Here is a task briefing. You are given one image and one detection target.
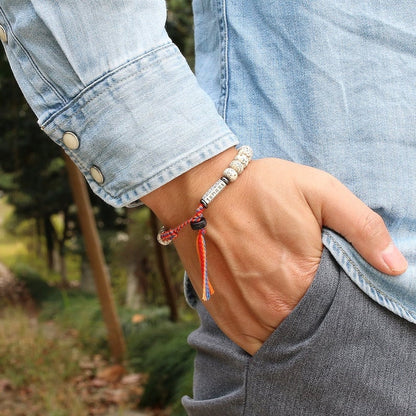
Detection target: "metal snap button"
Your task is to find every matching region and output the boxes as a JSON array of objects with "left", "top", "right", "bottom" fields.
[
  {"left": 62, "top": 132, "right": 80, "bottom": 150},
  {"left": 90, "top": 166, "right": 105, "bottom": 185},
  {"left": 0, "top": 25, "right": 8, "bottom": 43}
]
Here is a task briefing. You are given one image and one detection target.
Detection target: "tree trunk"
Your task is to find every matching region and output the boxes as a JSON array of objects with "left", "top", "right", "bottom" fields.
[
  {"left": 64, "top": 154, "right": 126, "bottom": 362},
  {"left": 57, "top": 209, "right": 69, "bottom": 286},
  {"left": 125, "top": 263, "right": 142, "bottom": 309},
  {"left": 57, "top": 239, "right": 68, "bottom": 286},
  {"left": 35, "top": 217, "right": 42, "bottom": 257},
  {"left": 43, "top": 214, "right": 55, "bottom": 271}
]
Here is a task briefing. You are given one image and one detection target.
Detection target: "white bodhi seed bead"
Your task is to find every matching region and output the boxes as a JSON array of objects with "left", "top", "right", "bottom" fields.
[
  {"left": 238, "top": 145, "right": 253, "bottom": 160},
  {"left": 229, "top": 159, "right": 244, "bottom": 174},
  {"left": 223, "top": 167, "right": 238, "bottom": 182},
  {"left": 235, "top": 153, "right": 249, "bottom": 168}
]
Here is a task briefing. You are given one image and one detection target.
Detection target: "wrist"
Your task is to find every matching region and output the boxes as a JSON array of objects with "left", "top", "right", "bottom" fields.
[{"left": 141, "top": 146, "right": 238, "bottom": 225}]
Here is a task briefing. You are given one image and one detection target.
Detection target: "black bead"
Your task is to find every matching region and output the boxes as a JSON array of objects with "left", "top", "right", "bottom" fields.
[{"left": 191, "top": 216, "right": 207, "bottom": 230}]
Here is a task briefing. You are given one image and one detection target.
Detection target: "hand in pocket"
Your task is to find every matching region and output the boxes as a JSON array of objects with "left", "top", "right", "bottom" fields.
[{"left": 145, "top": 155, "right": 407, "bottom": 355}]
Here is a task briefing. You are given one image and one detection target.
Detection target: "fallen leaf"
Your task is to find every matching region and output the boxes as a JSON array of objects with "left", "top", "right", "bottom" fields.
[
  {"left": 104, "top": 388, "right": 129, "bottom": 404},
  {"left": 91, "top": 378, "right": 108, "bottom": 388},
  {"left": 96, "top": 365, "right": 125, "bottom": 383},
  {"left": 0, "top": 379, "right": 12, "bottom": 392},
  {"left": 121, "top": 373, "right": 143, "bottom": 385}
]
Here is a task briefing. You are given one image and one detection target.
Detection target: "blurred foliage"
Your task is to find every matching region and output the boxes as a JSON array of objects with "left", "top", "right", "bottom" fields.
[
  {"left": 127, "top": 321, "right": 196, "bottom": 416},
  {"left": 0, "top": 0, "right": 195, "bottom": 301},
  {"left": 110, "top": 207, "right": 185, "bottom": 308},
  {"left": 12, "top": 263, "right": 61, "bottom": 304},
  {"left": 41, "top": 292, "right": 109, "bottom": 355},
  {"left": 12, "top": 263, "right": 112, "bottom": 355},
  {"left": 13, "top": 267, "right": 197, "bottom": 414},
  {"left": 1, "top": 2, "right": 198, "bottom": 413},
  {"left": 166, "top": 0, "right": 195, "bottom": 67},
  {"left": 0, "top": 51, "right": 128, "bottom": 283}
]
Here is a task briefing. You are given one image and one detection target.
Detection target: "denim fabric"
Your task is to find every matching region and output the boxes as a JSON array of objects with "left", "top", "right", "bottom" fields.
[
  {"left": 0, "top": 0, "right": 237, "bottom": 207},
  {"left": 193, "top": 0, "right": 416, "bottom": 322}
]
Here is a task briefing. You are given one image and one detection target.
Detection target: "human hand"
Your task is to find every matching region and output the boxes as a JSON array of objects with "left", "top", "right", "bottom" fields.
[{"left": 143, "top": 151, "right": 407, "bottom": 355}]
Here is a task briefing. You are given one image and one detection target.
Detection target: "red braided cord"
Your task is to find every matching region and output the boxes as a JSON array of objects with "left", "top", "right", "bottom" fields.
[
  {"left": 159, "top": 203, "right": 214, "bottom": 301},
  {"left": 159, "top": 203, "right": 205, "bottom": 243}
]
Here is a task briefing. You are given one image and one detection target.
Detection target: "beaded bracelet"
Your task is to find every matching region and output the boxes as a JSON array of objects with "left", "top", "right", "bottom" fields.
[{"left": 156, "top": 146, "right": 253, "bottom": 301}]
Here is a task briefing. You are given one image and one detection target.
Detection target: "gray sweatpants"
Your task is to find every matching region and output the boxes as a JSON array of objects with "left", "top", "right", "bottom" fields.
[{"left": 182, "top": 249, "right": 416, "bottom": 415}]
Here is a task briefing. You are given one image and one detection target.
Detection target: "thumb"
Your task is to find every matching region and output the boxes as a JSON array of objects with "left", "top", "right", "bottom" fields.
[{"left": 316, "top": 176, "right": 408, "bottom": 276}]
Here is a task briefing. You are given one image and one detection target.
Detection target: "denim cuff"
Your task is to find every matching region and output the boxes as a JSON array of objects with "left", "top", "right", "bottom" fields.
[{"left": 40, "top": 43, "right": 238, "bottom": 207}]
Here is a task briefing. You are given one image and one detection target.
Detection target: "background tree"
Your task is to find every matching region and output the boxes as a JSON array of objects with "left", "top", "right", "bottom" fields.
[
  {"left": 0, "top": 53, "right": 72, "bottom": 281},
  {"left": 0, "top": 0, "right": 194, "bottom": 304},
  {"left": 167, "top": 0, "right": 195, "bottom": 65},
  {"left": 0, "top": 52, "right": 127, "bottom": 283}
]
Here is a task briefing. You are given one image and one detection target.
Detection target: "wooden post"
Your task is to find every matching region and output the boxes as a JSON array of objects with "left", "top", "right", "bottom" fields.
[{"left": 63, "top": 154, "right": 126, "bottom": 362}]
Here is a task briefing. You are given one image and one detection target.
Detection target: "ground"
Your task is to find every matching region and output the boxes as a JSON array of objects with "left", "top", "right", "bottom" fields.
[{"left": 0, "top": 262, "right": 168, "bottom": 416}]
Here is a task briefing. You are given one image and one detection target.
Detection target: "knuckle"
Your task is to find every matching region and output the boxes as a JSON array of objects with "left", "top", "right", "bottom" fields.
[
  {"left": 320, "top": 169, "right": 339, "bottom": 184},
  {"left": 319, "top": 170, "right": 342, "bottom": 194},
  {"left": 359, "top": 211, "right": 386, "bottom": 239}
]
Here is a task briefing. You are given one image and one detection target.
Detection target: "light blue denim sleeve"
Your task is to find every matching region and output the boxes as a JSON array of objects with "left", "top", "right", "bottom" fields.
[{"left": 0, "top": 0, "right": 238, "bottom": 207}]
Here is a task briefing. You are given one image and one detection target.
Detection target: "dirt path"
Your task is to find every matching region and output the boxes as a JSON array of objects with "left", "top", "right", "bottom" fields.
[{"left": 0, "top": 263, "right": 162, "bottom": 416}]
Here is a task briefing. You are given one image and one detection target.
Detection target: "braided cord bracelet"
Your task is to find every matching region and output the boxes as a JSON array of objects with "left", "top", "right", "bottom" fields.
[{"left": 156, "top": 146, "right": 253, "bottom": 301}]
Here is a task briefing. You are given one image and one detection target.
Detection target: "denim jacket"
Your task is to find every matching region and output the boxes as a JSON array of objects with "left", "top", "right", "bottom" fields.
[{"left": 1, "top": 1, "right": 416, "bottom": 323}]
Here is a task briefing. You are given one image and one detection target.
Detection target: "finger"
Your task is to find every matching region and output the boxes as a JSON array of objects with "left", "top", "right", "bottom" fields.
[{"left": 316, "top": 174, "right": 408, "bottom": 275}]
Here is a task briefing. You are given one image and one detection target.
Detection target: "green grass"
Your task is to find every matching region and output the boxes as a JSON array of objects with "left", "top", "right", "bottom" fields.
[
  {"left": 0, "top": 307, "right": 87, "bottom": 415},
  {"left": 0, "top": 199, "right": 28, "bottom": 266},
  {"left": 40, "top": 290, "right": 109, "bottom": 355},
  {"left": 0, "top": 198, "right": 82, "bottom": 284},
  {"left": 36, "top": 279, "right": 196, "bottom": 415},
  {"left": 127, "top": 320, "right": 196, "bottom": 416},
  {"left": 37, "top": 289, "right": 197, "bottom": 415}
]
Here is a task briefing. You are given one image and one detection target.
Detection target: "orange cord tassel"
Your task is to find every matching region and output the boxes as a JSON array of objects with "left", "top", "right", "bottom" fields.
[{"left": 196, "top": 228, "right": 214, "bottom": 301}]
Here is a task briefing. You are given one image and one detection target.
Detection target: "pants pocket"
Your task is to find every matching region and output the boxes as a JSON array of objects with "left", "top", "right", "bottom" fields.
[
  {"left": 250, "top": 247, "right": 341, "bottom": 362},
  {"left": 242, "top": 248, "right": 342, "bottom": 415},
  {"left": 183, "top": 248, "right": 341, "bottom": 416},
  {"left": 183, "top": 298, "right": 250, "bottom": 416}
]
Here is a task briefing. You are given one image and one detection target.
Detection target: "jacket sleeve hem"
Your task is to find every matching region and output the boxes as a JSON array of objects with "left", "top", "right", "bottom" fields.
[{"left": 40, "top": 42, "right": 239, "bottom": 207}]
